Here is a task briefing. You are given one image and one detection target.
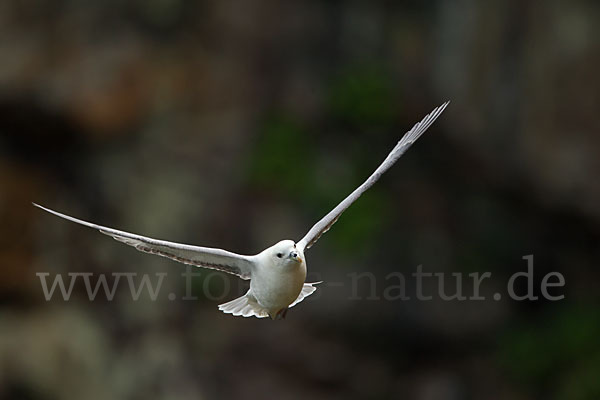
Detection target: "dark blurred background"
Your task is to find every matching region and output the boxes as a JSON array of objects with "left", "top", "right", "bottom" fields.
[{"left": 1, "top": 1, "right": 599, "bottom": 399}]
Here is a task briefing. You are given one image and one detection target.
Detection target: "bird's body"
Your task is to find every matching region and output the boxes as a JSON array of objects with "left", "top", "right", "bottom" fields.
[
  {"left": 218, "top": 239, "right": 308, "bottom": 319},
  {"left": 249, "top": 241, "right": 307, "bottom": 317},
  {"left": 34, "top": 102, "right": 449, "bottom": 319}
]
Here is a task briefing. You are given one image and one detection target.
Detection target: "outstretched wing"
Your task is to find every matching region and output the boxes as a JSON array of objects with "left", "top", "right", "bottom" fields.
[
  {"left": 297, "top": 102, "right": 449, "bottom": 252},
  {"left": 33, "top": 203, "right": 255, "bottom": 279}
]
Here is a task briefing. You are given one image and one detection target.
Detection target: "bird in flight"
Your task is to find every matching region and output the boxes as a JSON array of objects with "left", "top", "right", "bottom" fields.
[{"left": 34, "top": 102, "right": 449, "bottom": 320}]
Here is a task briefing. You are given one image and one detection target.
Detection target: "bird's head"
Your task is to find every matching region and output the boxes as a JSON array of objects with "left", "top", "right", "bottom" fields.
[{"left": 270, "top": 240, "right": 303, "bottom": 265}]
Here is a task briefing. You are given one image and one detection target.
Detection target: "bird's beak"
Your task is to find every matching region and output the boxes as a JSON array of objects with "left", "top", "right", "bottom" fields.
[{"left": 291, "top": 252, "right": 302, "bottom": 263}]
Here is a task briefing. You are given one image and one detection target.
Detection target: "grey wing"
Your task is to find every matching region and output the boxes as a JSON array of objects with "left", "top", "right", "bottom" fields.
[
  {"left": 33, "top": 203, "right": 255, "bottom": 280},
  {"left": 297, "top": 102, "right": 449, "bottom": 252}
]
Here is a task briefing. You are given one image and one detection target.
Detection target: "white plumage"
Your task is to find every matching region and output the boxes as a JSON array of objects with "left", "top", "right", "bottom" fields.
[{"left": 34, "top": 102, "right": 449, "bottom": 319}]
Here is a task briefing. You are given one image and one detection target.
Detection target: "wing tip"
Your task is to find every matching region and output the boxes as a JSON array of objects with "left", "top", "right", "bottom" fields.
[
  {"left": 433, "top": 101, "right": 450, "bottom": 119},
  {"left": 32, "top": 202, "right": 56, "bottom": 215},
  {"left": 438, "top": 100, "right": 450, "bottom": 113},
  {"left": 399, "top": 100, "right": 450, "bottom": 146}
]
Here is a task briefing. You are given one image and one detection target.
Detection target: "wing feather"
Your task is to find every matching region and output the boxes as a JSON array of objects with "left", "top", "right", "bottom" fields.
[
  {"left": 33, "top": 203, "right": 255, "bottom": 279},
  {"left": 297, "top": 102, "right": 449, "bottom": 251}
]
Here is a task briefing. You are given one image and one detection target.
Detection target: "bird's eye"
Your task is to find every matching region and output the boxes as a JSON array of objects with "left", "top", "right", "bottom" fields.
[{"left": 276, "top": 253, "right": 283, "bottom": 258}]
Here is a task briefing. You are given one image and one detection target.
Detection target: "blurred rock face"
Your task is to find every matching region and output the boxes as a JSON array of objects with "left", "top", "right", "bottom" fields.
[{"left": 0, "top": 1, "right": 598, "bottom": 399}]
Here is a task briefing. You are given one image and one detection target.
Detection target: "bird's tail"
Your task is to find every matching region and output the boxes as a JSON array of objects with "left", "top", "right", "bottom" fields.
[
  {"left": 218, "top": 282, "right": 322, "bottom": 319},
  {"left": 218, "top": 291, "right": 269, "bottom": 318}
]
